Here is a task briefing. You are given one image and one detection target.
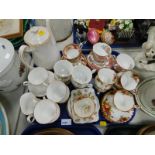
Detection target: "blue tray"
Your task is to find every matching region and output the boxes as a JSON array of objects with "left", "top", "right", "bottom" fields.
[
  {"left": 22, "top": 123, "right": 101, "bottom": 135},
  {"left": 31, "top": 50, "right": 136, "bottom": 130}
]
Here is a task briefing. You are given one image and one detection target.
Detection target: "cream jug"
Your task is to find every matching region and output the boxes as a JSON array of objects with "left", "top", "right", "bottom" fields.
[{"left": 19, "top": 26, "right": 60, "bottom": 70}]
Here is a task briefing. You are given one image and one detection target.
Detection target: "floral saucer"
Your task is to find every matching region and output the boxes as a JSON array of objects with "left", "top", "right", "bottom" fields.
[
  {"left": 87, "top": 52, "right": 114, "bottom": 71},
  {"left": 101, "top": 90, "right": 135, "bottom": 123}
]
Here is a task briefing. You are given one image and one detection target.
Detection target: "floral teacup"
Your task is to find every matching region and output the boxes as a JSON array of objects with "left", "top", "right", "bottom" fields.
[
  {"left": 92, "top": 42, "right": 112, "bottom": 62},
  {"left": 113, "top": 53, "right": 135, "bottom": 72}
]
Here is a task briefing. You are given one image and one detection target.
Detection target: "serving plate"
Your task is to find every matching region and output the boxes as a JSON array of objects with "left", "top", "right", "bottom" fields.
[{"left": 136, "top": 77, "right": 155, "bottom": 117}]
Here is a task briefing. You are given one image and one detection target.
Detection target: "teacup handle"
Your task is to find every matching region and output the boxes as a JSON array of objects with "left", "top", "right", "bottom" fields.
[
  {"left": 42, "top": 82, "right": 48, "bottom": 87},
  {"left": 87, "top": 84, "right": 93, "bottom": 88},
  {"left": 27, "top": 114, "right": 35, "bottom": 123},
  {"left": 92, "top": 69, "right": 97, "bottom": 74},
  {"left": 23, "top": 81, "right": 29, "bottom": 86},
  {"left": 19, "top": 45, "right": 35, "bottom": 70}
]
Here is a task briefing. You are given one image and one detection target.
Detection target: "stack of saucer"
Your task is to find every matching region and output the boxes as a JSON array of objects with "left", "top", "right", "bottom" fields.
[{"left": 67, "top": 88, "right": 100, "bottom": 124}]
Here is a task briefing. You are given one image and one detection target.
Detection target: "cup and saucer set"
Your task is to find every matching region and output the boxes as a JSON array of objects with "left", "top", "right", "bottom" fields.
[{"left": 19, "top": 32, "right": 141, "bottom": 126}]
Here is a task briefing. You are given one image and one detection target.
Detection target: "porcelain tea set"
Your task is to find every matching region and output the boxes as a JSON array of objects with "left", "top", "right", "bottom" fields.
[{"left": 5, "top": 25, "right": 141, "bottom": 125}]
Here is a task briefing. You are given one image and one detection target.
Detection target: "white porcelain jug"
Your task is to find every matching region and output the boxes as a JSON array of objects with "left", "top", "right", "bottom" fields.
[
  {"left": 19, "top": 25, "right": 60, "bottom": 70},
  {"left": 0, "top": 38, "right": 28, "bottom": 92}
]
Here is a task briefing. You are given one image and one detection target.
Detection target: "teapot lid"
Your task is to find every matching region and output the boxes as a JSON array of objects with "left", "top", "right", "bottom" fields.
[
  {"left": 24, "top": 26, "right": 50, "bottom": 47},
  {"left": 0, "top": 38, "right": 14, "bottom": 76}
]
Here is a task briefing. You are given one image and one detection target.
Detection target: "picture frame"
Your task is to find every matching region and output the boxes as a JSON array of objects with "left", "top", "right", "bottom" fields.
[{"left": 0, "top": 19, "right": 23, "bottom": 39}]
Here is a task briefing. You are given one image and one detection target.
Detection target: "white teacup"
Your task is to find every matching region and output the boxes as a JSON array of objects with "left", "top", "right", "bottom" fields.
[
  {"left": 121, "top": 71, "right": 140, "bottom": 91},
  {"left": 23, "top": 67, "right": 54, "bottom": 97},
  {"left": 28, "top": 99, "right": 60, "bottom": 124},
  {"left": 115, "top": 71, "right": 140, "bottom": 93},
  {"left": 114, "top": 54, "right": 135, "bottom": 72},
  {"left": 54, "top": 60, "right": 73, "bottom": 83},
  {"left": 114, "top": 90, "right": 135, "bottom": 112},
  {"left": 20, "top": 92, "right": 39, "bottom": 116},
  {"left": 95, "top": 68, "right": 116, "bottom": 92},
  {"left": 71, "top": 65, "right": 93, "bottom": 88},
  {"left": 46, "top": 80, "right": 70, "bottom": 103},
  {"left": 28, "top": 67, "right": 49, "bottom": 85}
]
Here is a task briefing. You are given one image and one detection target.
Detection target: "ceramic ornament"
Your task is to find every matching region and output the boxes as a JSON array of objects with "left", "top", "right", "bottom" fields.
[{"left": 87, "top": 28, "right": 100, "bottom": 44}]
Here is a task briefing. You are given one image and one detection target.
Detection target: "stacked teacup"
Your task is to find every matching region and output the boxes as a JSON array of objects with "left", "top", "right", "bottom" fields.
[
  {"left": 99, "top": 52, "right": 140, "bottom": 123},
  {"left": 87, "top": 42, "right": 114, "bottom": 70},
  {"left": 20, "top": 67, "right": 70, "bottom": 124}
]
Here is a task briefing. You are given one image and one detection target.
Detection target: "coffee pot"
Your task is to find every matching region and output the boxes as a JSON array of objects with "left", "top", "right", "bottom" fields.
[{"left": 19, "top": 25, "right": 60, "bottom": 70}]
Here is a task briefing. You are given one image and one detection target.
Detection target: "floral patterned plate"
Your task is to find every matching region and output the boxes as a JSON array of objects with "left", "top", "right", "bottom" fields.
[
  {"left": 68, "top": 88, "right": 100, "bottom": 124},
  {"left": 101, "top": 90, "right": 135, "bottom": 124}
]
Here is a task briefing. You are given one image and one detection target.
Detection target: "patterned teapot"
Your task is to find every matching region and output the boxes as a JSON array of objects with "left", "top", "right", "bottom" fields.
[{"left": 0, "top": 38, "right": 28, "bottom": 92}]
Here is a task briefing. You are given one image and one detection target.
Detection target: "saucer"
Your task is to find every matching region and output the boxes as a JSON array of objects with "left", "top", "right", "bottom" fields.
[
  {"left": 101, "top": 91, "right": 135, "bottom": 123},
  {"left": 87, "top": 52, "right": 114, "bottom": 70},
  {"left": 73, "top": 98, "right": 95, "bottom": 118}
]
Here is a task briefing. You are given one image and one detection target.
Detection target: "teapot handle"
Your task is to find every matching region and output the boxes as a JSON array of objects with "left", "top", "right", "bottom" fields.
[{"left": 18, "top": 45, "right": 34, "bottom": 70}]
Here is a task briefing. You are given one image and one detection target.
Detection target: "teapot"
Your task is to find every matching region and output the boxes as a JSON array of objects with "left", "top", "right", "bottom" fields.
[
  {"left": 0, "top": 38, "right": 28, "bottom": 92},
  {"left": 19, "top": 25, "right": 60, "bottom": 70}
]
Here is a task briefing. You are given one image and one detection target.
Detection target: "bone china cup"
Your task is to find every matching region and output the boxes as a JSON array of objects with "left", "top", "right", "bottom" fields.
[
  {"left": 92, "top": 42, "right": 112, "bottom": 62},
  {"left": 23, "top": 67, "right": 54, "bottom": 97},
  {"left": 20, "top": 92, "right": 39, "bottom": 116},
  {"left": 114, "top": 90, "right": 135, "bottom": 112},
  {"left": 63, "top": 44, "right": 81, "bottom": 62},
  {"left": 54, "top": 60, "right": 73, "bottom": 83},
  {"left": 95, "top": 68, "right": 116, "bottom": 92},
  {"left": 33, "top": 99, "right": 60, "bottom": 124},
  {"left": 114, "top": 53, "right": 135, "bottom": 72},
  {"left": 46, "top": 80, "right": 70, "bottom": 103},
  {"left": 71, "top": 65, "right": 93, "bottom": 88}
]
